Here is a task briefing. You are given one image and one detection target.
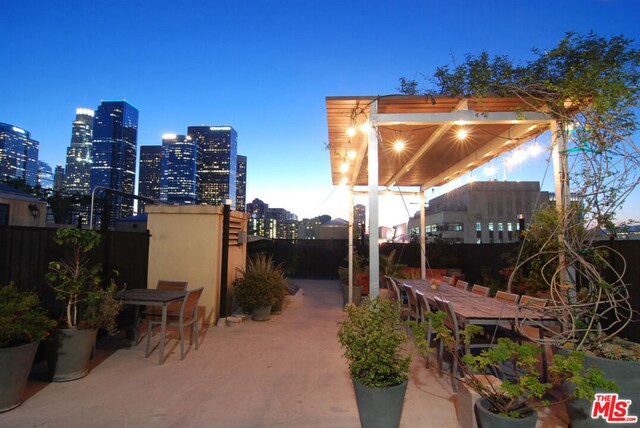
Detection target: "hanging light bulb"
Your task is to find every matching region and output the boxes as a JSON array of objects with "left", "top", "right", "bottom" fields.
[
  {"left": 347, "top": 150, "right": 356, "bottom": 159},
  {"left": 484, "top": 165, "right": 496, "bottom": 177},
  {"left": 360, "top": 122, "right": 371, "bottom": 133},
  {"left": 393, "top": 140, "right": 405, "bottom": 152},
  {"left": 456, "top": 128, "right": 469, "bottom": 140},
  {"left": 340, "top": 162, "right": 349, "bottom": 173},
  {"left": 527, "top": 143, "right": 542, "bottom": 157},
  {"left": 347, "top": 127, "right": 357, "bottom": 137}
]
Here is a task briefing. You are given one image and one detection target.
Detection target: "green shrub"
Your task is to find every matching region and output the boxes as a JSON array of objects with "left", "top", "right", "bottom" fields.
[{"left": 0, "top": 283, "right": 56, "bottom": 348}]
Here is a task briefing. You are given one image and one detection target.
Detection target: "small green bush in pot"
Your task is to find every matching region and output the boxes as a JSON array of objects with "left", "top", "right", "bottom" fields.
[{"left": 233, "top": 254, "right": 286, "bottom": 320}]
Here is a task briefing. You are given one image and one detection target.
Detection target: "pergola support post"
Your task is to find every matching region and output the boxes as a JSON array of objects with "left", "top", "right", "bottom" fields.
[
  {"left": 348, "top": 190, "right": 354, "bottom": 304},
  {"left": 368, "top": 101, "right": 380, "bottom": 299},
  {"left": 420, "top": 191, "right": 426, "bottom": 280}
]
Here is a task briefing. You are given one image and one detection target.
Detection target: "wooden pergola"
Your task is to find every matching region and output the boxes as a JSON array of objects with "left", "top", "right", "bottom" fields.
[{"left": 326, "top": 95, "right": 570, "bottom": 300}]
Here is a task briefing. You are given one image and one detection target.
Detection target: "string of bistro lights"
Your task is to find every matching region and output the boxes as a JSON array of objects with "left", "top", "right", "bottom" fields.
[{"left": 336, "top": 98, "right": 546, "bottom": 192}]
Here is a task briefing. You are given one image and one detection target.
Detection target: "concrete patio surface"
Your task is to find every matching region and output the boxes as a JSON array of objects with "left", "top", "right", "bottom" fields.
[{"left": 0, "top": 279, "right": 568, "bottom": 427}]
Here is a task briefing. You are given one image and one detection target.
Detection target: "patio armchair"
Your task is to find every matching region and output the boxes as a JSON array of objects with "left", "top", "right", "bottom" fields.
[
  {"left": 146, "top": 287, "right": 204, "bottom": 361},
  {"left": 471, "top": 284, "right": 490, "bottom": 297}
]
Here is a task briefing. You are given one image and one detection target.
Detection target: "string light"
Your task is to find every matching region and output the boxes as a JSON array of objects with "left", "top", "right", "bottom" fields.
[
  {"left": 347, "top": 150, "right": 356, "bottom": 159},
  {"left": 456, "top": 128, "right": 469, "bottom": 140},
  {"left": 360, "top": 122, "right": 371, "bottom": 133},
  {"left": 347, "top": 127, "right": 357, "bottom": 137},
  {"left": 393, "top": 140, "right": 405, "bottom": 152},
  {"left": 340, "top": 162, "right": 349, "bottom": 173}
]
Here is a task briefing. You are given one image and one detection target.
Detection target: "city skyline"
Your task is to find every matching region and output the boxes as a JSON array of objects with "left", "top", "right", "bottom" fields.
[{"left": 2, "top": 0, "right": 639, "bottom": 226}]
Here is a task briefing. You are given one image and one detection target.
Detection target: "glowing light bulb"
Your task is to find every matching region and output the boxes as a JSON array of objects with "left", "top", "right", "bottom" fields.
[
  {"left": 340, "top": 162, "right": 349, "bottom": 173},
  {"left": 456, "top": 128, "right": 468, "bottom": 140},
  {"left": 484, "top": 165, "right": 496, "bottom": 177},
  {"left": 360, "top": 122, "right": 371, "bottom": 133},
  {"left": 528, "top": 143, "right": 542, "bottom": 157},
  {"left": 513, "top": 149, "right": 527, "bottom": 164},
  {"left": 347, "top": 127, "right": 356, "bottom": 137},
  {"left": 340, "top": 176, "right": 348, "bottom": 185},
  {"left": 347, "top": 150, "right": 356, "bottom": 159},
  {"left": 393, "top": 140, "right": 405, "bottom": 152}
]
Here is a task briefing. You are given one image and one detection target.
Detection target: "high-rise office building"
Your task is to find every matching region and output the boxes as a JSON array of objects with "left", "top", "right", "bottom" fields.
[
  {"left": 38, "top": 161, "right": 54, "bottom": 189},
  {"left": 138, "top": 145, "right": 162, "bottom": 212},
  {"left": 90, "top": 100, "right": 139, "bottom": 219},
  {"left": 160, "top": 134, "right": 197, "bottom": 205},
  {"left": 236, "top": 155, "right": 247, "bottom": 211},
  {"left": 53, "top": 165, "right": 65, "bottom": 191},
  {"left": 0, "top": 122, "right": 39, "bottom": 186},
  {"left": 64, "top": 108, "right": 94, "bottom": 194},
  {"left": 188, "top": 126, "right": 237, "bottom": 207}
]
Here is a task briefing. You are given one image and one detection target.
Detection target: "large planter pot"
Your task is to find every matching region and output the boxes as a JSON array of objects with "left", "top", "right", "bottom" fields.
[
  {"left": 353, "top": 380, "right": 407, "bottom": 428},
  {"left": 563, "top": 352, "right": 640, "bottom": 428},
  {"left": 45, "top": 328, "right": 97, "bottom": 382},
  {"left": 342, "top": 284, "right": 362, "bottom": 307},
  {"left": 0, "top": 341, "right": 40, "bottom": 412},
  {"left": 475, "top": 398, "right": 537, "bottom": 428},
  {"left": 251, "top": 306, "right": 272, "bottom": 321}
]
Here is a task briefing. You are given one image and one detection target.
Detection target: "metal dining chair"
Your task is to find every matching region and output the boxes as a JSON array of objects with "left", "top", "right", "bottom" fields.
[
  {"left": 146, "top": 287, "right": 204, "bottom": 361},
  {"left": 141, "top": 280, "right": 189, "bottom": 324}
]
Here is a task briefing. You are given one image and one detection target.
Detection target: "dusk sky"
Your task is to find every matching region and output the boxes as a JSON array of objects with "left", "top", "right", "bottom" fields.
[{"left": 2, "top": 0, "right": 639, "bottom": 226}]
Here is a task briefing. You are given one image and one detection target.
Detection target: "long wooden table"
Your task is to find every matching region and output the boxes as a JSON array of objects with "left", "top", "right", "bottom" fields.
[
  {"left": 117, "top": 289, "right": 187, "bottom": 365},
  {"left": 401, "top": 279, "right": 557, "bottom": 379}
]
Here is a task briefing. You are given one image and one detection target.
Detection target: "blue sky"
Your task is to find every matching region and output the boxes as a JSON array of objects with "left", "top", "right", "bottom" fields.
[{"left": 2, "top": 0, "right": 639, "bottom": 226}]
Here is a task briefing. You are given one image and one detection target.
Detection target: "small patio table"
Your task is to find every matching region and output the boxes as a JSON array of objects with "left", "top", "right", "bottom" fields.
[{"left": 117, "top": 288, "right": 187, "bottom": 365}]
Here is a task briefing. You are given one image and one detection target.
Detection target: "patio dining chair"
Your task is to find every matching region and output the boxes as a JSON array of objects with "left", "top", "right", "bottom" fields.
[
  {"left": 141, "top": 280, "right": 189, "bottom": 325},
  {"left": 415, "top": 290, "right": 438, "bottom": 368},
  {"left": 471, "top": 284, "right": 490, "bottom": 297},
  {"left": 402, "top": 283, "right": 419, "bottom": 321},
  {"left": 518, "top": 295, "right": 548, "bottom": 307},
  {"left": 440, "top": 275, "right": 453, "bottom": 286},
  {"left": 384, "top": 276, "right": 401, "bottom": 303},
  {"left": 146, "top": 287, "right": 204, "bottom": 361},
  {"left": 433, "top": 296, "right": 497, "bottom": 392},
  {"left": 495, "top": 290, "right": 520, "bottom": 304},
  {"left": 455, "top": 280, "right": 469, "bottom": 291}
]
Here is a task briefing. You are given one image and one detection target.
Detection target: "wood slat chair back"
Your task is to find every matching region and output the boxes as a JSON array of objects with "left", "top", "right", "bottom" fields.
[
  {"left": 415, "top": 290, "right": 437, "bottom": 368},
  {"left": 146, "top": 287, "right": 204, "bottom": 361},
  {"left": 403, "top": 284, "right": 419, "bottom": 321},
  {"left": 157, "top": 280, "right": 188, "bottom": 291},
  {"left": 144, "top": 280, "right": 189, "bottom": 318},
  {"left": 495, "top": 290, "right": 520, "bottom": 304},
  {"left": 471, "top": 284, "right": 490, "bottom": 297},
  {"left": 519, "top": 295, "right": 547, "bottom": 307},
  {"left": 440, "top": 275, "right": 453, "bottom": 286},
  {"left": 384, "top": 276, "right": 400, "bottom": 303},
  {"left": 394, "top": 281, "right": 412, "bottom": 320},
  {"left": 455, "top": 280, "right": 469, "bottom": 291}
]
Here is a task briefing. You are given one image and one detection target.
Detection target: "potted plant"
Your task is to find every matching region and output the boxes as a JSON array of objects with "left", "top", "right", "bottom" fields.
[
  {"left": 401, "top": 31, "right": 640, "bottom": 427},
  {"left": 44, "top": 228, "right": 123, "bottom": 381},
  {"left": 337, "top": 297, "right": 410, "bottom": 428},
  {"left": 411, "top": 313, "right": 615, "bottom": 428},
  {"left": 338, "top": 252, "right": 366, "bottom": 306},
  {"left": 0, "top": 283, "right": 56, "bottom": 412},
  {"left": 233, "top": 253, "right": 286, "bottom": 321}
]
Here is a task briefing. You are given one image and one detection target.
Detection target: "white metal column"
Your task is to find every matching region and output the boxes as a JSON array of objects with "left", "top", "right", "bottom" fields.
[
  {"left": 420, "top": 191, "right": 426, "bottom": 280},
  {"left": 348, "top": 190, "right": 354, "bottom": 304},
  {"left": 550, "top": 121, "right": 576, "bottom": 300},
  {"left": 368, "top": 101, "right": 380, "bottom": 298}
]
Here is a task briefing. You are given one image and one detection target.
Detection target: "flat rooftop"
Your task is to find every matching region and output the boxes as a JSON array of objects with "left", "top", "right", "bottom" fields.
[{"left": 0, "top": 280, "right": 566, "bottom": 427}]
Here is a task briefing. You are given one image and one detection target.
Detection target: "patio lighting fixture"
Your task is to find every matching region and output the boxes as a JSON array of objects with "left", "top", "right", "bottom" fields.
[
  {"left": 340, "top": 162, "right": 350, "bottom": 173},
  {"left": 359, "top": 122, "right": 371, "bottom": 133},
  {"left": 340, "top": 176, "right": 348, "bottom": 185},
  {"left": 28, "top": 203, "right": 40, "bottom": 219},
  {"left": 347, "top": 127, "right": 357, "bottom": 137},
  {"left": 456, "top": 128, "right": 469, "bottom": 140},
  {"left": 527, "top": 143, "right": 542, "bottom": 157},
  {"left": 393, "top": 140, "right": 405, "bottom": 152},
  {"left": 484, "top": 165, "right": 496, "bottom": 177},
  {"left": 347, "top": 150, "right": 356, "bottom": 159}
]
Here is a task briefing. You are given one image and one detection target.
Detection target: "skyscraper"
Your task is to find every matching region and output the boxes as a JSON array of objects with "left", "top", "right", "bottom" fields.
[
  {"left": 160, "top": 134, "right": 197, "bottom": 205},
  {"left": 188, "top": 126, "right": 237, "bottom": 207},
  {"left": 90, "top": 100, "right": 139, "bottom": 219},
  {"left": 0, "top": 122, "right": 39, "bottom": 186},
  {"left": 38, "top": 161, "right": 54, "bottom": 189},
  {"left": 64, "top": 108, "right": 94, "bottom": 194},
  {"left": 54, "top": 165, "right": 65, "bottom": 191},
  {"left": 236, "top": 155, "right": 247, "bottom": 211},
  {"left": 137, "top": 145, "right": 162, "bottom": 212}
]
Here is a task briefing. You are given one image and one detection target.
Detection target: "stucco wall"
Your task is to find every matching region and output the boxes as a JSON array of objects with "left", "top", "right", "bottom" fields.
[
  {"left": 146, "top": 205, "right": 225, "bottom": 325},
  {"left": 0, "top": 196, "right": 47, "bottom": 227}
]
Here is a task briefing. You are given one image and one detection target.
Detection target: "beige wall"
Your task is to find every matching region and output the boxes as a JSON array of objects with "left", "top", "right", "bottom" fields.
[
  {"left": 0, "top": 196, "right": 47, "bottom": 227},
  {"left": 146, "top": 205, "right": 247, "bottom": 325}
]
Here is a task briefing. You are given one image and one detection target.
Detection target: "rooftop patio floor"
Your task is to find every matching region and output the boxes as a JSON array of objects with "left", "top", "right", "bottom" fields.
[{"left": 0, "top": 279, "right": 567, "bottom": 427}]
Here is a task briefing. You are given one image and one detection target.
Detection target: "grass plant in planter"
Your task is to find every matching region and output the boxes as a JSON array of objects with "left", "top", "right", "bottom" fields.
[
  {"left": 44, "top": 228, "right": 123, "bottom": 381},
  {"left": 337, "top": 298, "right": 410, "bottom": 428},
  {"left": 0, "top": 283, "right": 56, "bottom": 412},
  {"left": 233, "top": 254, "right": 286, "bottom": 321}
]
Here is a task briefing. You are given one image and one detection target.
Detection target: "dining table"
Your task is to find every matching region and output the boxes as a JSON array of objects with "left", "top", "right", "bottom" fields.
[
  {"left": 401, "top": 279, "right": 558, "bottom": 379},
  {"left": 117, "top": 288, "right": 187, "bottom": 365}
]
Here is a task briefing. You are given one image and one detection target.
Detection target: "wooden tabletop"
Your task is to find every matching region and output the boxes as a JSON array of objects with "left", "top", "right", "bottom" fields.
[
  {"left": 401, "top": 279, "right": 553, "bottom": 326},
  {"left": 116, "top": 289, "right": 187, "bottom": 305}
]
